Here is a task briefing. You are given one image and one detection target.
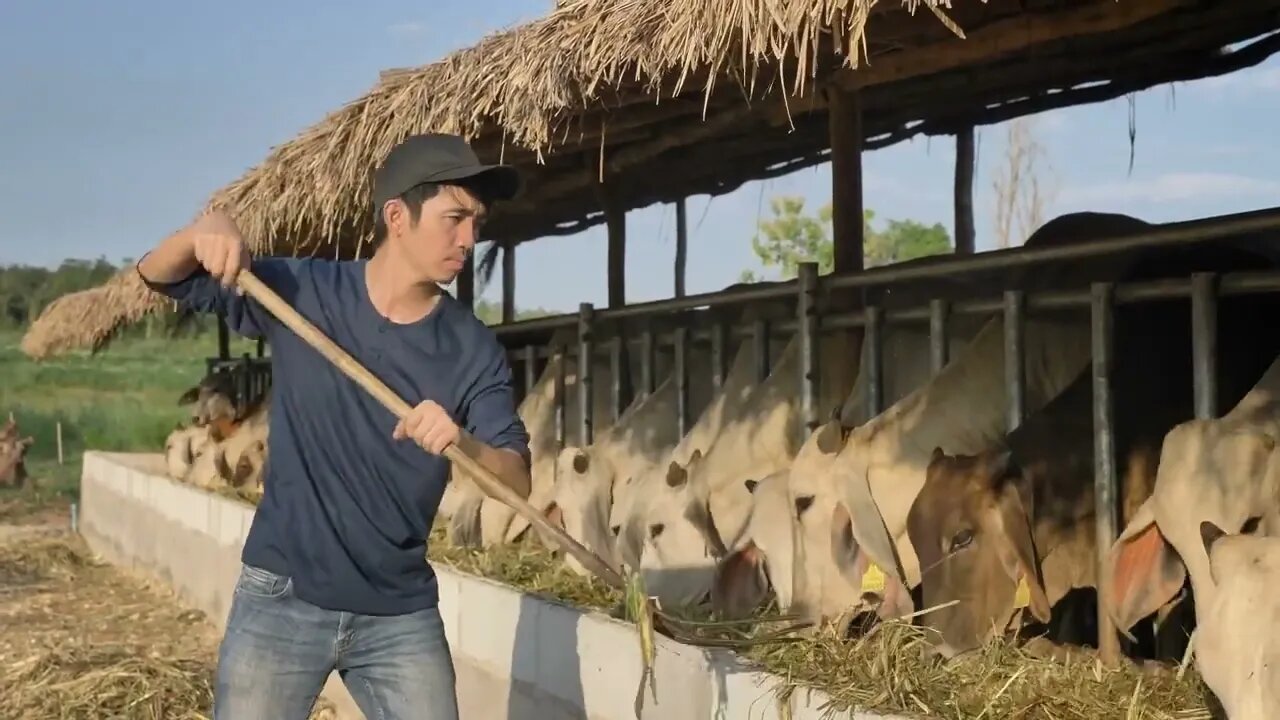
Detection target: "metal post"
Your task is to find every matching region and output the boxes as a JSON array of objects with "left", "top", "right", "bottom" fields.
[
  {"left": 554, "top": 343, "right": 566, "bottom": 450},
  {"left": 523, "top": 345, "right": 537, "bottom": 403},
  {"left": 929, "top": 299, "right": 949, "bottom": 375},
  {"left": 1091, "top": 282, "right": 1121, "bottom": 665},
  {"left": 217, "top": 311, "right": 230, "bottom": 359},
  {"left": 1003, "top": 290, "right": 1026, "bottom": 431},
  {"left": 674, "top": 326, "right": 689, "bottom": 436},
  {"left": 256, "top": 336, "right": 266, "bottom": 358},
  {"left": 1191, "top": 273, "right": 1219, "bottom": 420},
  {"left": 711, "top": 322, "right": 728, "bottom": 390},
  {"left": 640, "top": 324, "right": 656, "bottom": 397},
  {"left": 865, "top": 305, "right": 884, "bottom": 418},
  {"left": 753, "top": 319, "right": 770, "bottom": 383},
  {"left": 610, "top": 335, "right": 625, "bottom": 422},
  {"left": 578, "top": 303, "right": 594, "bottom": 446},
  {"left": 798, "top": 262, "right": 820, "bottom": 436}
]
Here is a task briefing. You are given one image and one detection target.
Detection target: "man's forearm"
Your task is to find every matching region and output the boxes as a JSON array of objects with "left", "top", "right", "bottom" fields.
[
  {"left": 457, "top": 433, "right": 532, "bottom": 500},
  {"left": 137, "top": 223, "right": 201, "bottom": 284}
]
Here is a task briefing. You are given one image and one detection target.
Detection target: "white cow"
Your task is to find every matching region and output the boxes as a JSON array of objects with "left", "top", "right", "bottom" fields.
[
  {"left": 1196, "top": 521, "right": 1280, "bottom": 720},
  {"left": 628, "top": 326, "right": 860, "bottom": 610},
  {"left": 1107, "top": 351, "right": 1280, "bottom": 636},
  {"left": 446, "top": 327, "right": 619, "bottom": 548},
  {"left": 713, "top": 310, "right": 992, "bottom": 621},
  {"left": 164, "top": 423, "right": 216, "bottom": 480},
  {"left": 610, "top": 298, "right": 796, "bottom": 571},
  {"left": 536, "top": 342, "right": 717, "bottom": 575},
  {"left": 177, "top": 390, "right": 271, "bottom": 494}
]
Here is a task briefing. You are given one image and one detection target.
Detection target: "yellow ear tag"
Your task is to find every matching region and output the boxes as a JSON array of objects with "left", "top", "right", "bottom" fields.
[
  {"left": 860, "top": 563, "right": 885, "bottom": 594},
  {"left": 1013, "top": 577, "right": 1031, "bottom": 609}
]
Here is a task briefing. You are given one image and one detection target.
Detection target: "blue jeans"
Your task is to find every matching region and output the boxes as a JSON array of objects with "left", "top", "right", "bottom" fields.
[{"left": 213, "top": 563, "right": 459, "bottom": 720}]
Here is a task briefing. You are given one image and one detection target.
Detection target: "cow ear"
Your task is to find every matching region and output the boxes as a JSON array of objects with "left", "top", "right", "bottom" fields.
[
  {"left": 572, "top": 450, "right": 590, "bottom": 475},
  {"left": 840, "top": 463, "right": 908, "bottom": 589},
  {"left": 1105, "top": 498, "right": 1187, "bottom": 632},
  {"left": 930, "top": 446, "right": 945, "bottom": 465},
  {"left": 994, "top": 482, "right": 1052, "bottom": 623},
  {"left": 987, "top": 447, "right": 1014, "bottom": 480},
  {"left": 684, "top": 498, "right": 728, "bottom": 557},
  {"left": 815, "top": 420, "right": 843, "bottom": 455},
  {"left": 178, "top": 386, "right": 201, "bottom": 405},
  {"left": 711, "top": 542, "right": 770, "bottom": 620},
  {"left": 666, "top": 461, "right": 689, "bottom": 489}
]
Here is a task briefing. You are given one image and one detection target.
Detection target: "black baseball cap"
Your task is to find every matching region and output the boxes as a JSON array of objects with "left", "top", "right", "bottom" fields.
[{"left": 370, "top": 133, "right": 522, "bottom": 214}]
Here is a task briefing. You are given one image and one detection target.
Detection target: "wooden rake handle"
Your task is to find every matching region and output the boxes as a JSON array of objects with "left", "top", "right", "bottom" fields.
[{"left": 234, "top": 270, "right": 626, "bottom": 589}]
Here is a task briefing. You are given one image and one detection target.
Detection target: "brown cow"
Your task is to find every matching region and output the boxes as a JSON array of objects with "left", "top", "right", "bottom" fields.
[
  {"left": 0, "top": 417, "right": 34, "bottom": 488},
  {"left": 905, "top": 248, "right": 1280, "bottom": 660}
]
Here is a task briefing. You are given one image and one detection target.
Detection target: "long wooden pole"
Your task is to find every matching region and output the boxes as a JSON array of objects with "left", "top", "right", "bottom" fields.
[{"left": 235, "top": 270, "right": 624, "bottom": 589}]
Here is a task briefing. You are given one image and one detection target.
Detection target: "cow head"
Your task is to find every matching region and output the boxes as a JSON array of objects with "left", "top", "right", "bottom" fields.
[
  {"left": 1194, "top": 520, "right": 1280, "bottom": 718},
  {"left": 542, "top": 445, "right": 620, "bottom": 573},
  {"left": 0, "top": 430, "right": 34, "bottom": 488},
  {"left": 905, "top": 446, "right": 1051, "bottom": 658},
  {"left": 712, "top": 470, "right": 791, "bottom": 620},
  {"left": 179, "top": 372, "right": 238, "bottom": 429},
  {"left": 632, "top": 450, "right": 732, "bottom": 611},
  {"left": 1107, "top": 421, "right": 1279, "bottom": 634},
  {"left": 784, "top": 418, "right": 877, "bottom": 629}
]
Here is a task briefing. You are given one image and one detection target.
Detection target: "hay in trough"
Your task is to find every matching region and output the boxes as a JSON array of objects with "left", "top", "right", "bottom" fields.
[
  {"left": 426, "top": 524, "right": 622, "bottom": 612},
  {"left": 421, "top": 521, "right": 1218, "bottom": 720},
  {"left": 743, "top": 621, "right": 1216, "bottom": 720},
  {"left": 0, "top": 531, "right": 336, "bottom": 720}
]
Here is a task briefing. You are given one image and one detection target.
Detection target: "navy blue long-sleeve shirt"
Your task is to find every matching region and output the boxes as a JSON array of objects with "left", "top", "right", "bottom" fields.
[{"left": 139, "top": 255, "right": 530, "bottom": 616}]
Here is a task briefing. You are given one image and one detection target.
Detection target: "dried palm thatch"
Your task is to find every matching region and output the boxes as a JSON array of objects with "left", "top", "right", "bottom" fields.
[
  {"left": 203, "top": 0, "right": 959, "bottom": 259},
  {"left": 0, "top": 530, "right": 337, "bottom": 720},
  {"left": 19, "top": 0, "right": 964, "bottom": 359},
  {"left": 20, "top": 268, "right": 170, "bottom": 360}
]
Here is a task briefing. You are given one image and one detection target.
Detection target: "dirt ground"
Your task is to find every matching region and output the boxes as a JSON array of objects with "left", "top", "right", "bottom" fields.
[{"left": 0, "top": 497, "right": 336, "bottom": 720}]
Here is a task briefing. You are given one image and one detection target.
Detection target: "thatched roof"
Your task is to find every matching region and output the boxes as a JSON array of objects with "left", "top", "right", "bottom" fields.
[
  {"left": 20, "top": 271, "right": 163, "bottom": 360},
  {"left": 21, "top": 0, "right": 1280, "bottom": 359}
]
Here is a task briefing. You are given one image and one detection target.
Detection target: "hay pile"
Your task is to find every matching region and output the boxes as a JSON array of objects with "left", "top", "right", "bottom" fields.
[
  {"left": 0, "top": 530, "right": 336, "bottom": 720},
  {"left": 422, "top": 522, "right": 1220, "bottom": 720}
]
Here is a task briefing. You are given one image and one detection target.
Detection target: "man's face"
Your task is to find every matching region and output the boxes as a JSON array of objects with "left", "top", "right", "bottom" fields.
[{"left": 385, "top": 184, "right": 486, "bottom": 284}]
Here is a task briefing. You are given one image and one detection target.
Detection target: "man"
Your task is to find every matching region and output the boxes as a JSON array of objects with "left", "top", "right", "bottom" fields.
[{"left": 136, "top": 133, "right": 533, "bottom": 719}]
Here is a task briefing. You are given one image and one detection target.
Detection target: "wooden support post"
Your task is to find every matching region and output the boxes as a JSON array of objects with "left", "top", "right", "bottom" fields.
[
  {"left": 56, "top": 422, "right": 64, "bottom": 465},
  {"left": 954, "top": 127, "right": 976, "bottom": 255},
  {"left": 457, "top": 254, "right": 475, "bottom": 308},
  {"left": 502, "top": 241, "right": 516, "bottom": 324},
  {"left": 828, "top": 87, "right": 865, "bottom": 274},
  {"left": 675, "top": 198, "right": 688, "bottom": 297},
  {"left": 604, "top": 197, "right": 626, "bottom": 309}
]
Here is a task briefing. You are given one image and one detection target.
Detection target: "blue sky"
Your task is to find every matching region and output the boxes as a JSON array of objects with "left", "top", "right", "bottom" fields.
[{"left": 2, "top": 1, "right": 1278, "bottom": 314}]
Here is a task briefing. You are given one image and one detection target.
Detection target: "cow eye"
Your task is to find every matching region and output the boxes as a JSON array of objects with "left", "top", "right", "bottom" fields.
[
  {"left": 649, "top": 523, "right": 665, "bottom": 539},
  {"left": 950, "top": 529, "right": 974, "bottom": 552},
  {"left": 610, "top": 524, "right": 621, "bottom": 536},
  {"left": 794, "top": 495, "right": 815, "bottom": 516}
]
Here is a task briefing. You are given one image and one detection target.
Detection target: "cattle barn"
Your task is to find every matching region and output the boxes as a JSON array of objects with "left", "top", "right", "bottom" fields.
[{"left": 21, "top": 0, "right": 1280, "bottom": 707}]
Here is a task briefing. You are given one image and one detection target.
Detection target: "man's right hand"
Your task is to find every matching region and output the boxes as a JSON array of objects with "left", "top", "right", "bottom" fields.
[{"left": 190, "top": 210, "right": 252, "bottom": 288}]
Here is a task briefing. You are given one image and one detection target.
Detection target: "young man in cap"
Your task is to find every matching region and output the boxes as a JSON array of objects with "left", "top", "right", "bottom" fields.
[{"left": 136, "top": 133, "right": 532, "bottom": 719}]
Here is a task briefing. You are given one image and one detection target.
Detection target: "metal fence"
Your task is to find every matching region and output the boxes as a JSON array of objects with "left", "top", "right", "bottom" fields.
[{"left": 495, "top": 204, "right": 1280, "bottom": 663}]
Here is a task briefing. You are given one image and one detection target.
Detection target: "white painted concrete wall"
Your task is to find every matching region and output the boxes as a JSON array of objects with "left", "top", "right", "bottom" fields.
[{"left": 79, "top": 451, "right": 911, "bottom": 720}]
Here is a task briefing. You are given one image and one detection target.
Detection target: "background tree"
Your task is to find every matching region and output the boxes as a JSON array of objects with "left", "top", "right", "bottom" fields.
[
  {"left": 740, "top": 195, "right": 952, "bottom": 281},
  {"left": 992, "top": 117, "right": 1058, "bottom": 248}
]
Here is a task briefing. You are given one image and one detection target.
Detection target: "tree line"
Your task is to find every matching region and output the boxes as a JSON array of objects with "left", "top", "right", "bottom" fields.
[{"left": 0, "top": 257, "right": 555, "bottom": 337}]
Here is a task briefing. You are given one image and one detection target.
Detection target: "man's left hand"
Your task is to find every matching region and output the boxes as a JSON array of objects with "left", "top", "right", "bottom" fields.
[{"left": 393, "top": 399, "right": 462, "bottom": 456}]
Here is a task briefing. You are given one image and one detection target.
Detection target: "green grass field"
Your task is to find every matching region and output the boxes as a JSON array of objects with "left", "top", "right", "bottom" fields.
[{"left": 0, "top": 328, "right": 258, "bottom": 506}]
